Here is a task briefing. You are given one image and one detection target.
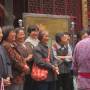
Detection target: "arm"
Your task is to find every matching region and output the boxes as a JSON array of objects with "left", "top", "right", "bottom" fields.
[
  {"left": 52, "top": 45, "right": 72, "bottom": 62},
  {"left": 72, "top": 46, "right": 79, "bottom": 76},
  {"left": 0, "top": 55, "right": 4, "bottom": 78},
  {"left": 57, "top": 55, "right": 72, "bottom": 59},
  {"left": 51, "top": 49, "right": 59, "bottom": 74},
  {"left": 0, "top": 56, "right": 11, "bottom": 86},
  {"left": 24, "top": 54, "right": 33, "bottom": 61},
  {"left": 52, "top": 46, "right": 63, "bottom": 65}
]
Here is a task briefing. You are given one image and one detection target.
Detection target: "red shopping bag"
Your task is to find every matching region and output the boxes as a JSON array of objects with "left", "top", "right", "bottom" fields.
[
  {"left": 31, "top": 63, "right": 48, "bottom": 81},
  {"left": 31, "top": 49, "right": 50, "bottom": 81}
]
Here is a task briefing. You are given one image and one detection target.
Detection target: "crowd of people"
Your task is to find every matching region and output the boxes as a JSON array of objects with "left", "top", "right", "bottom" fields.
[{"left": 0, "top": 24, "right": 90, "bottom": 90}]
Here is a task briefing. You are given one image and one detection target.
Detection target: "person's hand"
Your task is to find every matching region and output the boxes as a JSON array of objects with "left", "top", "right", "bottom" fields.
[
  {"left": 52, "top": 65, "right": 59, "bottom": 75},
  {"left": 54, "top": 66, "right": 59, "bottom": 75},
  {"left": 23, "top": 64, "right": 30, "bottom": 74},
  {"left": 25, "top": 54, "right": 33, "bottom": 61},
  {"left": 3, "top": 77, "right": 11, "bottom": 86}
]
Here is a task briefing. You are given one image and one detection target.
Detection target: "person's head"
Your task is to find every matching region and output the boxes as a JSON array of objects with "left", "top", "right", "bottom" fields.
[
  {"left": 38, "top": 30, "right": 49, "bottom": 45},
  {"left": 27, "top": 25, "right": 39, "bottom": 39},
  {"left": 79, "top": 30, "right": 88, "bottom": 40},
  {"left": 87, "top": 29, "right": 90, "bottom": 36},
  {"left": 0, "top": 27, "right": 3, "bottom": 42},
  {"left": 64, "top": 32, "right": 71, "bottom": 43},
  {"left": 15, "top": 27, "right": 25, "bottom": 43},
  {"left": 2, "top": 26, "right": 16, "bottom": 43},
  {"left": 55, "top": 32, "right": 68, "bottom": 45}
]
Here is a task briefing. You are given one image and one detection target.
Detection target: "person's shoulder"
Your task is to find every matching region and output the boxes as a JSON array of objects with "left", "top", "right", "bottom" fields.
[
  {"left": 25, "top": 37, "right": 30, "bottom": 42},
  {"left": 33, "top": 44, "right": 41, "bottom": 52},
  {"left": 52, "top": 42, "right": 61, "bottom": 49},
  {"left": 2, "top": 41, "right": 10, "bottom": 48},
  {"left": 79, "top": 38, "right": 89, "bottom": 43},
  {"left": 76, "top": 38, "right": 89, "bottom": 48},
  {"left": 0, "top": 45, "right": 3, "bottom": 52}
]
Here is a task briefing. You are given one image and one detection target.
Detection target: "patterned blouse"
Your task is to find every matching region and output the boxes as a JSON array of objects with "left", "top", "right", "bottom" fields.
[{"left": 2, "top": 41, "right": 28, "bottom": 84}]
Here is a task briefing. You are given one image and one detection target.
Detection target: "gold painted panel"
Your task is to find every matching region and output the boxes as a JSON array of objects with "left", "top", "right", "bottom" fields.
[{"left": 23, "top": 13, "right": 70, "bottom": 36}]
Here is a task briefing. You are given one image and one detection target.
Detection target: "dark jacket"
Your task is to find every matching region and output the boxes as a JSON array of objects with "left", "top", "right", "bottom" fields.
[
  {"left": 0, "top": 45, "right": 12, "bottom": 78},
  {"left": 2, "top": 41, "right": 27, "bottom": 84},
  {"left": 33, "top": 42, "right": 57, "bottom": 82}
]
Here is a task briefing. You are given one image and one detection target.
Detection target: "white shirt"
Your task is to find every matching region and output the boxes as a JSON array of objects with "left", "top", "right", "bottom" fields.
[{"left": 25, "top": 36, "right": 39, "bottom": 48}]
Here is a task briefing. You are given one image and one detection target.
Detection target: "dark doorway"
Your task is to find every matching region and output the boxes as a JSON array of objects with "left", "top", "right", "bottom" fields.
[{"left": 13, "top": 0, "right": 28, "bottom": 27}]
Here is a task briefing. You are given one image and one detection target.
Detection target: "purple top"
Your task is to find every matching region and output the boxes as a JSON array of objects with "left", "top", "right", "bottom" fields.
[{"left": 72, "top": 37, "right": 90, "bottom": 89}]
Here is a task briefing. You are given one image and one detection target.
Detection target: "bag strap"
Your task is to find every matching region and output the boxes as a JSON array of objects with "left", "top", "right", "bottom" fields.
[
  {"left": 46, "top": 48, "right": 51, "bottom": 62},
  {"left": 1, "top": 78, "right": 4, "bottom": 90},
  {"left": 48, "top": 48, "right": 50, "bottom": 59}
]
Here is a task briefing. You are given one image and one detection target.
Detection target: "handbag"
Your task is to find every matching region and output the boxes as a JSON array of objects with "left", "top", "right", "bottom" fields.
[{"left": 31, "top": 49, "right": 50, "bottom": 81}]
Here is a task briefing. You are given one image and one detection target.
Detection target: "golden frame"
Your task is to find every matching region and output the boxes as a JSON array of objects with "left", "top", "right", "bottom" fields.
[{"left": 23, "top": 13, "right": 70, "bottom": 36}]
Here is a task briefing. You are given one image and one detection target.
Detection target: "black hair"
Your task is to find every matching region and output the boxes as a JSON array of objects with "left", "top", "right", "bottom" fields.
[
  {"left": 55, "top": 32, "right": 64, "bottom": 43},
  {"left": 87, "top": 29, "right": 90, "bottom": 35},
  {"left": 27, "top": 25, "right": 39, "bottom": 34},
  {"left": 2, "top": 26, "right": 14, "bottom": 40},
  {"left": 15, "top": 27, "right": 24, "bottom": 34},
  {"left": 79, "top": 30, "right": 88, "bottom": 39},
  {"left": 64, "top": 32, "right": 71, "bottom": 36},
  {"left": 38, "top": 30, "right": 48, "bottom": 41}
]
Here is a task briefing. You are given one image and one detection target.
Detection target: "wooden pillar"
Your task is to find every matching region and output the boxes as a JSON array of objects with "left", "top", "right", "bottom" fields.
[
  {"left": 0, "top": 3, "right": 4, "bottom": 26},
  {"left": 82, "top": 0, "right": 88, "bottom": 30}
]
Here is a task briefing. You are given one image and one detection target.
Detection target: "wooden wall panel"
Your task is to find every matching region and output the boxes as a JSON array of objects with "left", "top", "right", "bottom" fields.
[{"left": 28, "top": 0, "right": 82, "bottom": 31}]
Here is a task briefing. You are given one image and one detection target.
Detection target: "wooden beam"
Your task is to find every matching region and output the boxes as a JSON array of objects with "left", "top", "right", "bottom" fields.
[{"left": 82, "top": 0, "right": 88, "bottom": 30}]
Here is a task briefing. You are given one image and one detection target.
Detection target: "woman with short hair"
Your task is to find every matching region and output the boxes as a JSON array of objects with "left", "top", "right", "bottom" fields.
[
  {"left": 32, "top": 30, "right": 59, "bottom": 90},
  {"left": 24, "top": 25, "right": 39, "bottom": 90},
  {"left": 2, "top": 26, "right": 29, "bottom": 90},
  {"left": 15, "top": 27, "right": 33, "bottom": 90},
  {"left": 52, "top": 32, "right": 73, "bottom": 90},
  {"left": 25, "top": 25, "right": 39, "bottom": 48}
]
